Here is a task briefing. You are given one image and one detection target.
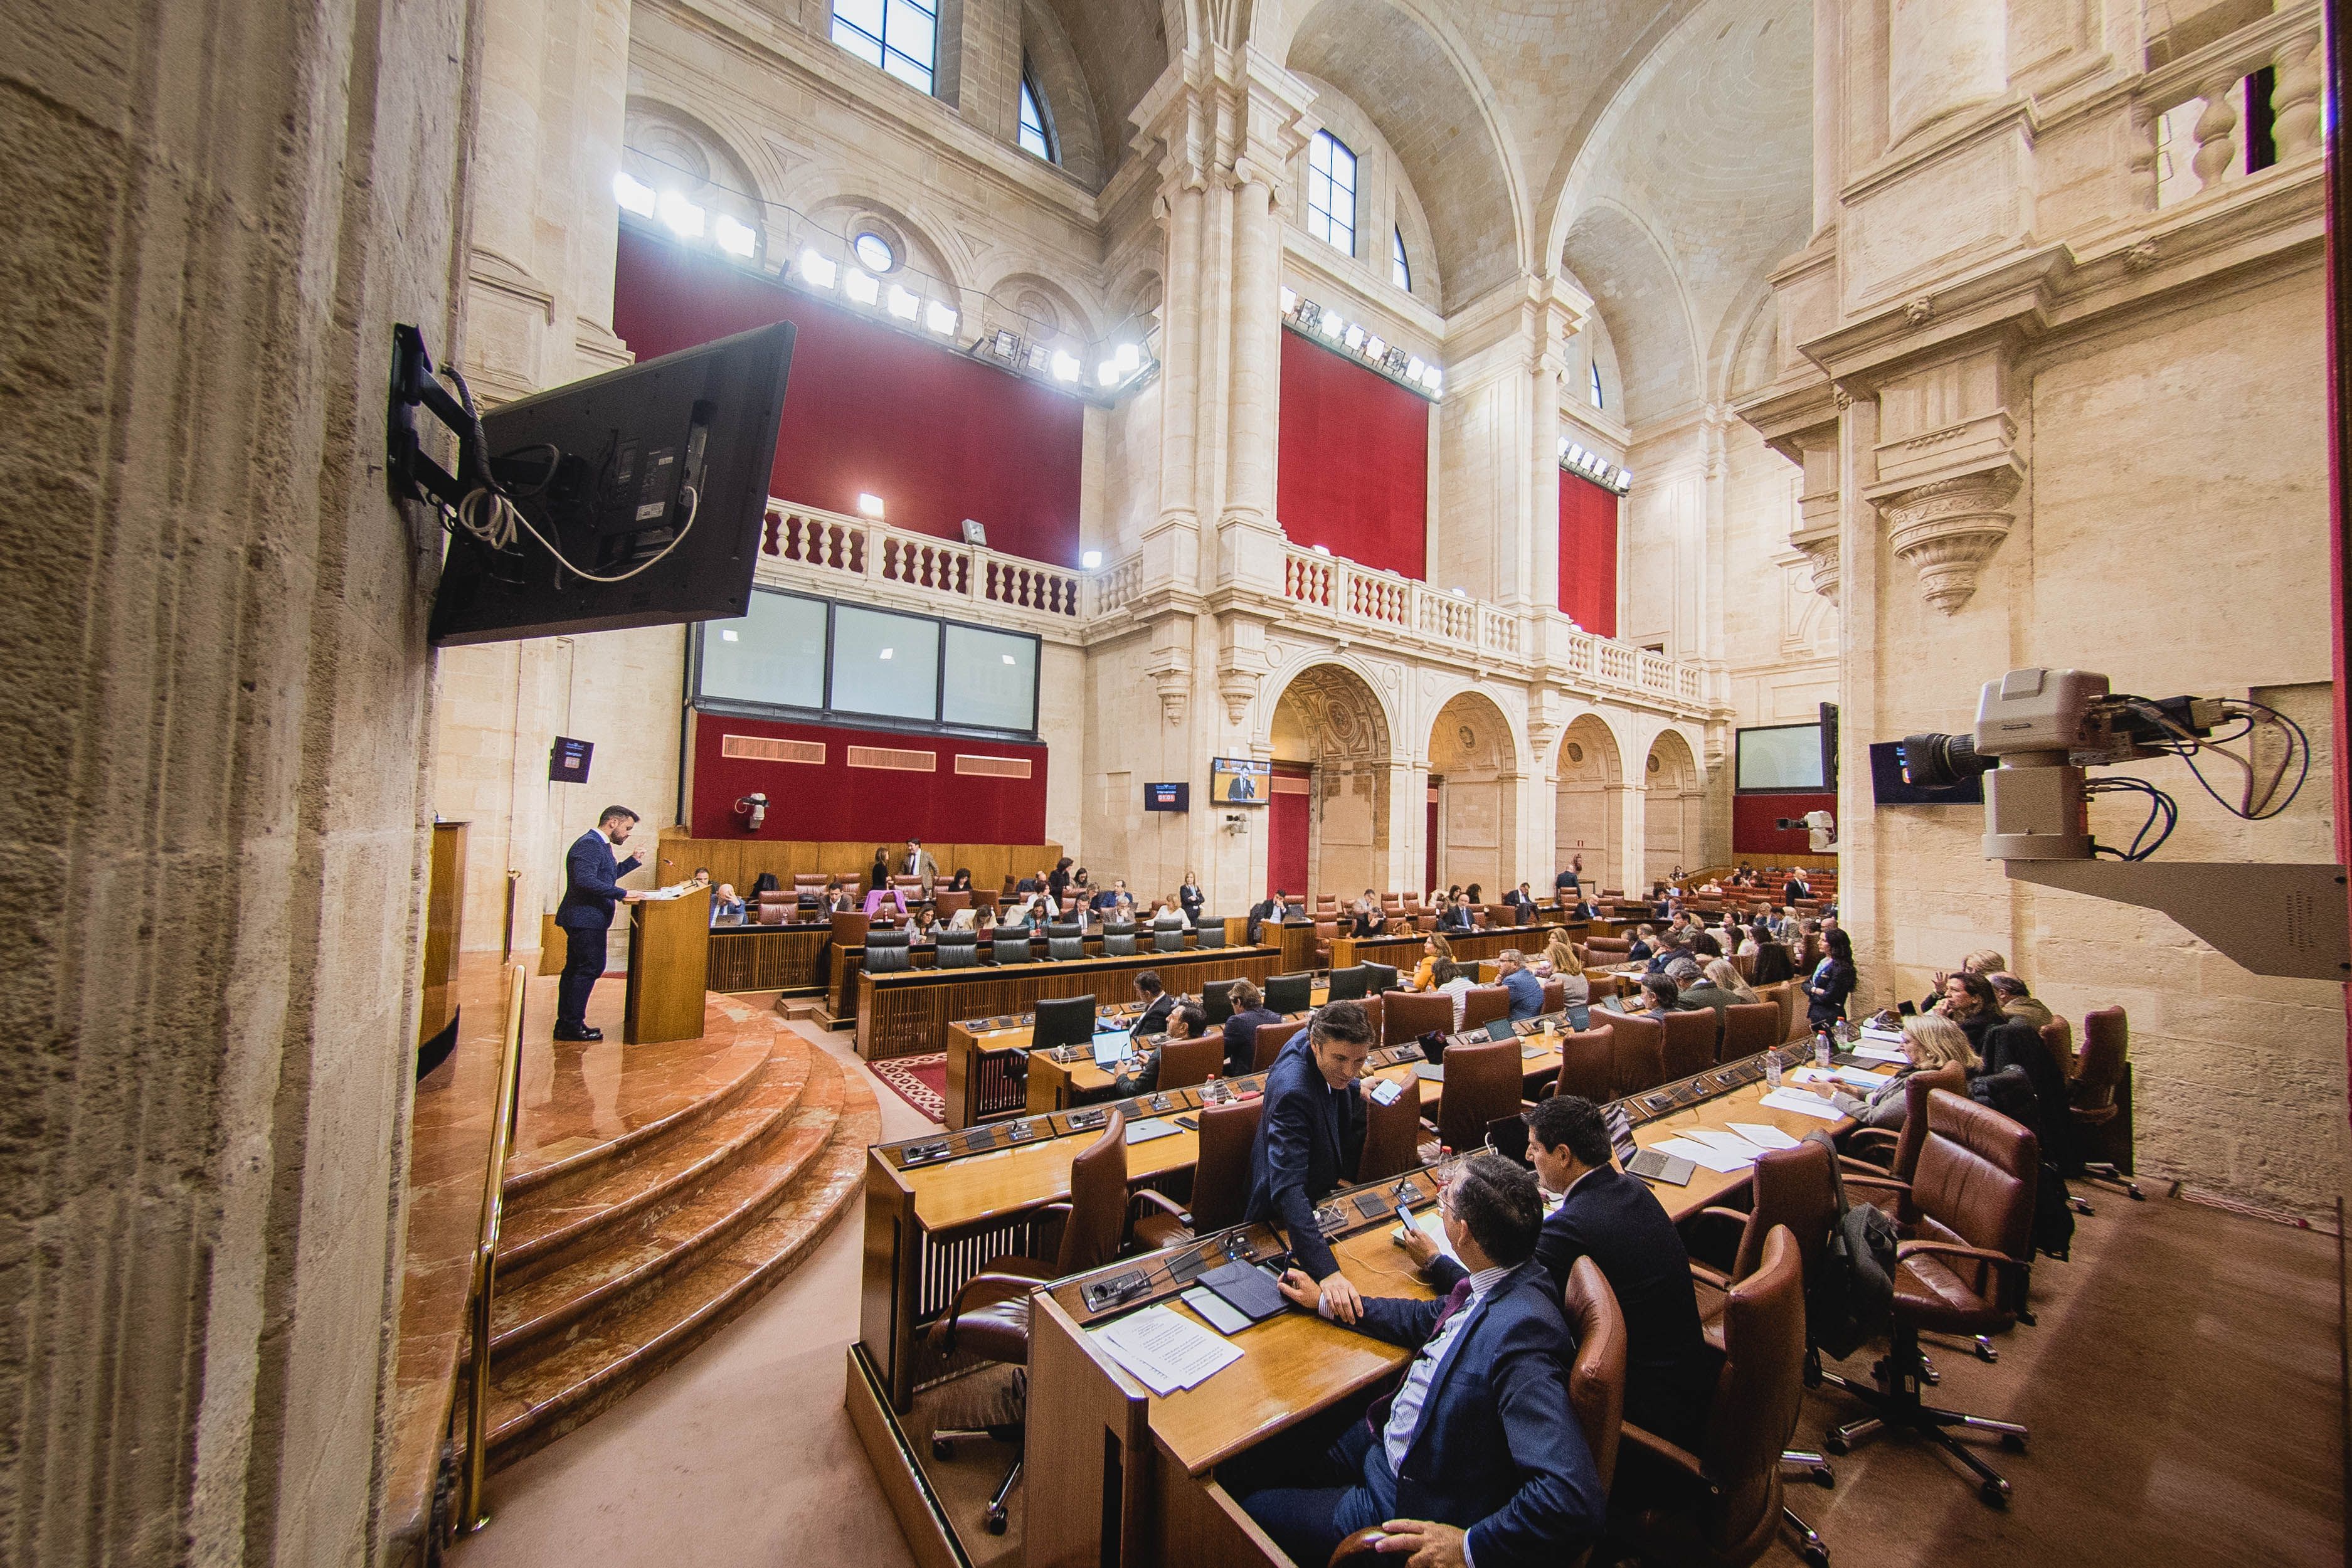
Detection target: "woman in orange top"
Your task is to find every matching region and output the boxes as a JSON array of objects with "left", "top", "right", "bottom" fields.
[{"left": 1409, "top": 931, "right": 1456, "bottom": 991}]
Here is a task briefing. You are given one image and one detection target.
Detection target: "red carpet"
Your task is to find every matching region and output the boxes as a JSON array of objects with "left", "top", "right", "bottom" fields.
[{"left": 870, "top": 1052, "right": 945, "bottom": 1123}]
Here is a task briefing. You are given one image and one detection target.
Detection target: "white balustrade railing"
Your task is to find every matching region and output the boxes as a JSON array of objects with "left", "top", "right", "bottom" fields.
[
  {"left": 2138, "top": 4, "right": 2322, "bottom": 209},
  {"left": 758, "top": 501, "right": 1084, "bottom": 622}
]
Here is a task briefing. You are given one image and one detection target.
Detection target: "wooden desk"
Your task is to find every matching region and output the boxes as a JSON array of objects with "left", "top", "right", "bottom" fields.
[
  {"left": 1329, "top": 921, "right": 1568, "bottom": 973},
  {"left": 854, "top": 943, "right": 1282, "bottom": 1062},
  {"left": 704, "top": 919, "right": 827, "bottom": 993},
  {"left": 824, "top": 928, "right": 1120, "bottom": 1029},
  {"left": 624, "top": 894, "right": 711, "bottom": 1045}
]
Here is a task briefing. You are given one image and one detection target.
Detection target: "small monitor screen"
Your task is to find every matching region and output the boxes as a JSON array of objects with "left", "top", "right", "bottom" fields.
[
  {"left": 1145, "top": 781, "right": 1190, "bottom": 812},
  {"left": 1091, "top": 1031, "right": 1130, "bottom": 1068},
  {"left": 1210, "top": 757, "right": 1270, "bottom": 804}
]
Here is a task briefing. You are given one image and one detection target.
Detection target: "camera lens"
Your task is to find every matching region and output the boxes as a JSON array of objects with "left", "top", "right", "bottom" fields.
[{"left": 1899, "top": 733, "right": 1994, "bottom": 788}]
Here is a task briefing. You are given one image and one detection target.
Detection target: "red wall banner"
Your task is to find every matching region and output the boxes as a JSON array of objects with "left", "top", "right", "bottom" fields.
[
  {"left": 612, "top": 226, "right": 1084, "bottom": 566},
  {"left": 1268, "top": 763, "right": 1313, "bottom": 901},
  {"left": 1732, "top": 792, "right": 1836, "bottom": 856},
  {"left": 1276, "top": 331, "right": 1430, "bottom": 581},
  {"left": 687, "top": 712, "right": 1047, "bottom": 844},
  {"left": 1560, "top": 470, "right": 1619, "bottom": 637}
]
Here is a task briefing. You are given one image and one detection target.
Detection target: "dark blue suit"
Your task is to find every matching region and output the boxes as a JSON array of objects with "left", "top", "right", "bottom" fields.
[
  {"left": 1237, "top": 1261, "right": 1606, "bottom": 1568},
  {"left": 554, "top": 829, "right": 642, "bottom": 1030},
  {"left": 1428, "top": 1167, "right": 1715, "bottom": 1449},
  {"left": 1242, "top": 1037, "right": 1361, "bottom": 1282}
]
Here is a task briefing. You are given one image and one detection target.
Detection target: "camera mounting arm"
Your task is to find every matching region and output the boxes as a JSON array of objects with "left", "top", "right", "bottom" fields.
[{"left": 385, "top": 324, "right": 485, "bottom": 511}]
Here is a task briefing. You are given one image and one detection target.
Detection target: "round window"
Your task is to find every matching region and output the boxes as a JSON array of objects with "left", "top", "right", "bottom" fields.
[{"left": 852, "top": 231, "right": 895, "bottom": 272}]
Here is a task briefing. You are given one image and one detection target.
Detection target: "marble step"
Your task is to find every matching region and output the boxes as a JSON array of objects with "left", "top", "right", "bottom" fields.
[
  {"left": 501, "top": 1007, "right": 776, "bottom": 1207},
  {"left": 479, "top": 1056, "right": 880, "bottom": 1471},
  {"left": 494, "top": 1030, "right": 815, "bottom": 1287},
  {"left": 489, "top": 1045, "right": 844, "bottom": 1360}
]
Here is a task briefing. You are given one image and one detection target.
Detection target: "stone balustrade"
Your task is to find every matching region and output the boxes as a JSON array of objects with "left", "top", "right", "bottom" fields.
[
  {"left": 755, "top": 501, "right": 1085, "bottom": 632},
  {"left": 2137, "top": 3, "right": 2322, "bottom": 208}
]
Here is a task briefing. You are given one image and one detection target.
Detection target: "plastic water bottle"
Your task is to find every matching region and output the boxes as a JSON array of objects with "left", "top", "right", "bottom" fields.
[
  {"left": 1814, "top": 1027, "right": 1835, "bottom": 1071},
  {"left": 1765, "top": 1049, "right": 1783, "bottom": 1091}
]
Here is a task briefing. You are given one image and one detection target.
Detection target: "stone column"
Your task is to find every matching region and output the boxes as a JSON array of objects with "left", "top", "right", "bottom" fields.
[
  {"left": 2, "top": 1, "right": 475, "bottom": 1562},
  {"left": 1887, "top": 0, "right": 2008, "bottom": 146},
  {"left": 1811, "top": 0, "right": 1843, "bottom": 234},
  {"left": 1224, "top": 164, "right": 1285, "bottom": 534}
]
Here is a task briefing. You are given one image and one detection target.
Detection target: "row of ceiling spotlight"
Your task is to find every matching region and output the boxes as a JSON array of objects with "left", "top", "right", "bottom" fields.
[
  {"left": 1280, "top": 288, "right": 1443, "bottom": 397},
  {"left": 1560, "top": 438, "right": 1633, "bottom": 495}
]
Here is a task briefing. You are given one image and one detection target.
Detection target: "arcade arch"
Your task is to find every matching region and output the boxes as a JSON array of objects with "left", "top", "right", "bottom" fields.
[
  {"left": 1643, "top": 728, "right": 1705, "bottom": 886},
  {"left": 1554, "top": 715, "right": 1624, "bottom": 896},
  {"left": 1426, "top": 691, "right": 1517, "bottom": 901},
  {"left": 1268, "top": 664, "right": 1396, "bottom": 900}
]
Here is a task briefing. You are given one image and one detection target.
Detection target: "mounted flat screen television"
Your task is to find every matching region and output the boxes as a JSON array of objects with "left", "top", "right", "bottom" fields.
[
  {"left": 1736, "top": 723, "right": 1826, "bottom": 792},
  {"left": 1209, "top": 757, "right": 1269, "bottom": 805},
  {"left": 1145, "top": 781, "right": 1190, "bottom": 812},
  {"left": 1869, "top": 740, "right": 1984, "bottom": 805}
]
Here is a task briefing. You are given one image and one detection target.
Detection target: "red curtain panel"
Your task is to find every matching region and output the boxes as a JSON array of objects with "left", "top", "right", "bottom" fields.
[
  {"left": 688, "top": 712, "right": 1047, "bottom": 844},
  {"left": 1559, "top": 470, "right": 1620, "bottom": 638},
  {"left": 1732, "top": 793, "right": 1836, "bottom": 856},
  {"left": 1276, "top": 331, "right": 1430, "bottom": 580},
  {"left": 1268, "top": 763, "right": 1314, "bottom": 901},
  {"left": 612, "top": 226, "right": 1084, "bottom": 566}
]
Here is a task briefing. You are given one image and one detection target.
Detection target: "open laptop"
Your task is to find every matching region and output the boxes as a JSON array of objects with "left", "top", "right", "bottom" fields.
[
  {"left": 1606, "top": 1103, "right": 1693, "bottom": 1186},
  {"left": 1090, "top": 1030, "right": 1130, "bottom": 1069}
]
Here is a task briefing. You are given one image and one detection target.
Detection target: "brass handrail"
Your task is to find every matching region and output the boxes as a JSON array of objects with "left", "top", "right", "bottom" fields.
[
  {"left": 501, "top": 868, "right": 521, "bottom": 960},
  {"left": 457, "top": 962, "right": 528, "bottom": 1535}
]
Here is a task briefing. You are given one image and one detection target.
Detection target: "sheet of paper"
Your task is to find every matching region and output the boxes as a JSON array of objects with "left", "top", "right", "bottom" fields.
[
  {"left": 1728, "top": 1121, "right": 1801, "bottom": 1151},
  {"left": 1650, "top": 1135, "right": 1757, "bottom": 1175},
  {"left": 1680, "top": 1128, "right": 1766, "bottom": 1156},
  {"left": 1794, "top": 1064, "right": 1887, "bottom": 1089},
  {"left": 1093, "top": 1305, "right": 1242, "bottom": 1394},
  {"left": 1088, "top": 1319, "right": 1179, "bottom": 1395},
  {"left": 1758, "top": 1088, "right": 1846, "bottom": 1121},
  {"left": 1851, "top": 1042, "right": 1909, "bottom": 1064},
  {"left": 1858, "top": 1025, "right": 1906, "bottom": 1043}
]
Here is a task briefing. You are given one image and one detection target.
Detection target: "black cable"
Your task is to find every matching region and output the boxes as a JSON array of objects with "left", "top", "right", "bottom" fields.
[{"left": 2085, "top": 777, "right": 2177, "bottom": 861}]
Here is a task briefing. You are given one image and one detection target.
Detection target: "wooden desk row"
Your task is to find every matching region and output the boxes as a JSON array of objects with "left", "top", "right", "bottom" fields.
[
  {"left": 704, "top": 919, "right": 829, "bottom": 993},
  {"left": 1327, "top": 920, "right": 1577, "bottom": 974}
]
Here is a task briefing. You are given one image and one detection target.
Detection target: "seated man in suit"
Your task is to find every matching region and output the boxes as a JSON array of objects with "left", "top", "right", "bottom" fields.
[
  {"left": 1349, "top": 888, "right": 1387, "bottom": 938},
  {"left": 1242, "top": 1001, "right": 1378, "bottom": 1323},
  {"left": 1437, "top": 894, "right": 1476, "bottom": 934},
  {"left": 1495, "top": 949, "right": 1544, "bottom": 1021},
  {"left": 1127, "top": 970, "right": 1174, "bottom": 1040},
  {"left": 1115, "top": 999, "right": 1206, "bottom": 1098},
  {"left": 1248, "top": 889, "right": 1295, "bottom": 944},
  {"left": 1221, "top": 980, "right": 1285, "bottom": 1078},
  {"left": 1236, "top": 1153, "right": 1606, "bottom": 1568},
  {"left": 1401, "top": 1096, "right": 1714, "bottom": 1449},
  {"left": 1503, "top": 882, "right": 1539, "bottom": 924}
]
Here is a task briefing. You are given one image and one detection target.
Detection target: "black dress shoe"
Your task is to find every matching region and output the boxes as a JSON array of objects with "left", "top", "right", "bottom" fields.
[{"left": 553, "top": 1024, "right": 603, "bottom": 1042}]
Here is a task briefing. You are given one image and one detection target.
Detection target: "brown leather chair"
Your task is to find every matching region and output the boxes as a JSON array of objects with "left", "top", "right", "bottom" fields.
[
  {"left": 2069, "top": 1005, "right": 2140, "bottom": 1200},
  {"left": 1436, "top": 1039, "right": 1528, "bottom": 1155},
  {"left": 933, "top": 888, "right": 972, "bottom": 918},
  {"left": 1356, "top": 1074, "right": 1424, "bottom": 1182},
  {"left": 1312, "top": 918, "right": 1340, "bottom": 967},
  {"left": 1253, "top": 1020, "right": 1307, "bottom": 1072},
  {"left": 1133, "top": 1098, "right": 1260, "bottom": 1249},
  {"left": 1611, "top": 1227, "right": 1809, "bottom": 1568},
  {"left": 1660, "top": 1010, "right": 1716, "bottom": 1081},
  {"left": 1841, "top": 1065, "right": 1967, "bottom": 1216},
  {"left": 1460, "top": 985, "right": 1511, "bottom": 1032},
  {"left": 1539, "top": 978, "right": 1568, "bottom": 1015},
  {"left": 2038, "top": 1015, "right": 2075, "bottom": 1076},
  {"left": 1607, "top": 1010, "right": 1668, "bottom": 1096},
  {"left": 1551, "top": 1025, "right": 1615, "bottom": 1103},
  {"left": 1333, "top": 1255, "right": 1628, "bottom": 1568},
  {"left": 1155, "top": 1032, "right": 1222, "bottom": 1093},
  {"left": 1826, "top": 1089, "right": 2038, "bottom": 1506},
  {"left": 829, "top": 908, "right": 870, "bottom": 948},
  {"left": 755, "top": 903, "right": 786, "bottom": 925},
  {"left": 1720, "top": 1002, "right": 1779, "bottom": 1062},
  {"left": 928, "top": 1110, "right": 1130, "bottom": 1531}
]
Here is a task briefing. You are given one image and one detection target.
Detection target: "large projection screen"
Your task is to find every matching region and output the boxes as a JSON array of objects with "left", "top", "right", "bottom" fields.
[{"left": 1737, "top": 724, "right": 1825, "bottom": 792}]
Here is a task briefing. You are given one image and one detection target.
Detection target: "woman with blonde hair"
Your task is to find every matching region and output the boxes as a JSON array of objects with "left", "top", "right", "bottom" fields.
[
  {"left": 1409, "top": 931, "right": 1456, "bottom": 991},
  {"left": 1534, "top": 932, "right": 1589, "bottom": 1007},
  {"left": 1808, "top": 1013, "right": 1977, "bottom": 1129}
]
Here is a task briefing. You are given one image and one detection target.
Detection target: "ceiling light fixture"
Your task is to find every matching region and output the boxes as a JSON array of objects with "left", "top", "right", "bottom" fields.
[
  {"left": 713, "top": 213, "right": 756, "bottom": 258},
  {"left": 613, "top": 171, "right": 657, "bottom": 216},
  {"left": 799, "top": 249, "right": 837, "bottom": 289}
]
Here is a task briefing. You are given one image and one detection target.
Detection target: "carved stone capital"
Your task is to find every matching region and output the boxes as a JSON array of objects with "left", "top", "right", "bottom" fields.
[
  {"left": 1789, "top": 529, "right": 1841, "bottom": 605},
  {"left": 1878, "top": 468, "right": 2020, "bottom": 614},
  {"left": 1216, "top": 666, "right": 1261, "bottom": 724}
]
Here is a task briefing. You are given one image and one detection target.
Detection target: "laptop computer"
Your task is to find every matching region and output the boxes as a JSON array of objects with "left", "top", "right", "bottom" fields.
[
  {"left": 1606, "top": 1103, "right": 1693, "bottom": 1186},
  {"left": 1091, "top": 1030, "right": 1130, "bottom": 1069},
  {"left": 1483, "top": 1018, "right": 1518, "bottom": 1044}
]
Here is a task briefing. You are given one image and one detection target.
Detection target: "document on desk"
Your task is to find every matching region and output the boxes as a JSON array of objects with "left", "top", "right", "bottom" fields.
[
  {"left": 1758, "top": 1088, "right": 1845, "bottom": 1120},
  {"left": 1858, "top": 1025, "right": 1907, "bottom": 1044},
  {"left": 1727, "top": 1121, "right": 1801, "bottom": 1151},
  {"left": 1648, "top": 1135, "right": 1757, "bottom": 1175},
  {"left": 1851, "top": 1041, "right": 1909, "bottom": 1064},
  {"left": 1795, "top": 1064, "right": 1888, "bottom": 1089},
  {"left": 1091, "top": 1305, "right": 1242, "bottom": 1396}
]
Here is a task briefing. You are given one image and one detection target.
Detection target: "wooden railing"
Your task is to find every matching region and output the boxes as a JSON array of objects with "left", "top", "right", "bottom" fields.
[
  {"left": 2137, "top": 3, "right": 2323, "bottom": 208},
  {"left": 758, "top": 502, "right": 1086, "bottom": 624},
  {"left": 457, "top": 963, "right": 528, "bottom": 1534}
]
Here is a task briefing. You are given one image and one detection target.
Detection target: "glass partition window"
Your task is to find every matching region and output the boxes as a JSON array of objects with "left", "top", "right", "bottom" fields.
[
  {"left": 943, "top": 624, "right": 1038, "bottom": 732},
  {"left": 829, "top": 605, "right": 940, "bottom": 721},
  {"left": 698, "top": 590, "right": 828, "bottom": 711}
]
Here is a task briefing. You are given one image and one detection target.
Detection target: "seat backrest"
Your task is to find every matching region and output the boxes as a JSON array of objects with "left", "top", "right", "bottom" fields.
[
  {"left": 1722, "top": 1001, "right": 1779, "bottom": 1061},
  {"left": 829, "top": 909, "right": 871, "bottom": 948},
  {"left": 1193, "top": 919, "right": 1227, "bottom": 949},
  {"left": 1153, "top": 924, "right": 1186, "bottom": 953},
  {"left": 1887, "top": 1064, "right": 1968, "bottom": 1182},
  {"left": 1356, "top": 1074, "right": 1423, "bottom": 1182},
  {"left": 1554, "top": 1025, "right": 1614, "bottom": 1103},
  {"left": 2073, "top": 1006, "right": 2129, "bottom": 1104},
  {"left": 1253, "top": 1020, "right": 1306, "bottom": 1072},
  {"left": 1485, "top": 903, "right": 1515, "bottom": 930},
  {"left": 864, "top": 930, "right": 913, "bottom": 973},
  {"left": 1383, "top": 990, "right": 1456, "bottom": 1045},
  {"left": 1559, "top": 1256, "right": 1628, "bottom": 1493},
  {"left": 1659, "top": 1009, "right": 1715, "bottom": 1081},
  {"left": 1315, "top": 893, "right": 1338, "bottom": 913},
  {"left": 1914, "top": 1088, "right": 2039, "bottom": 1315},
  {"left": 756, "top": 903, "right": 785, "bottom": 925},
  {"left": 1364, "top": 962, "right": 1399, "bottom": 994},
  {"left": 1048, "top": 923, "right": 1084, "bottom": 961},
  {"left": 1539, "top": 978, "right": 1566, "bottom": 1015},
  {"left": 890, "top": 874, "right": 923, "bottom": 891},
  {"left": 1265, "top": 973, "right": 1313, "bottom": 1015},
  {"left": 1032, "top": 993, "right": 1097, "bottom": 1052},
  {"left": 933, "top": 889, "right": 972, "bottom": 916},
  {"left": 1436, "top": 1039, "right": 1523, "bottom": 1155},
  {"left": 1103, "top": 930, "right": 1138, "bottom": 956},
  {"left": 2040, "top": 1015, "right": 2075, "bottom": 1078},
  {"left": 1736, "top": 1136, "right": 1837, "bottom": 1286},
  {"left": 993, "top": 932, "right": 1036, "bottom": 965},
  {"left": 761, "top": 888, "right": 798, "bottom": 905},
  {"left": 1204, "top": 979, "right": 1239, "bottom": 1026},
  {"left": 1460, "top": 985, "right": 1510, "bottom": 1031},
  {"left": 1157, "top": 1034, "right": 1222, "bottom": 1093},
  {"left": 1189, "top": 1098, "right": 1263, "bottom": 1232},
  {"left": 1327, "top": 965, "right": 1370, "bottom": 1001},
  {"left": 1056, "top": 1111, "right": 1131, "bottom": 1274},
  {"left": 1700, "top": 1227, "right": 1808, "bottom": 1546},
  {"left": 1606, "top": 1011, "right": 1666, "bottom": 1096},
  {"left": 935, "top": 932, "right": 980, "bottom": 969}
]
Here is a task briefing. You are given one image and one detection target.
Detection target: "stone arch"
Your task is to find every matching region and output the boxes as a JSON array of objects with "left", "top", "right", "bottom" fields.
[
  {"left": 1268, "top": 662, "right": 1398, "bottom": 902},
  {"left": 1560, "top": 199, "right": 1703, "bottom": 427},
  {"left": 977, "top": 268, "right": 1103, "bottom": 361},
  {"left": 1642, "top": 727, "right": 1705, "bottom": 887},
  {"left": 788, "top": 187, "right": 969, "bottom": 301},
  {"left": 1034, "top": 0, "right": 1170, "bottom": 175},
  {"left": 1019, "top": 0, "right": 1108, "bottom": 188},
  {"left": 620, "top": 99, "right": 771, "bottom": 258},
  {"left": 1426, "top": 689, "right": 1517, "bottom": 903},
  {"left": 1269, "top": 0, "right": 1529, "bottom": 307},
  {"left": 1555, "top": 713, "right": 1627, "bottom": 896}
]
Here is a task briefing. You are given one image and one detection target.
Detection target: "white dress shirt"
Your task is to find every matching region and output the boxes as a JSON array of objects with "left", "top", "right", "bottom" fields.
[{"left": 1380, "top": 1261, "right": 1511, "bottom": 1473}]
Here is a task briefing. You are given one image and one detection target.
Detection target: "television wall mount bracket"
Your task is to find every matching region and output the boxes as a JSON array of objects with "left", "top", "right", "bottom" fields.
[{"left": 386, "top": 324, "right": 486, "bottom": 512}]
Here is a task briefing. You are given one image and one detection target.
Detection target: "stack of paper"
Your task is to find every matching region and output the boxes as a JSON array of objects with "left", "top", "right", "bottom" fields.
[
  {"left": 1089, "top": 1306, "right": 1243, "bottom": 1396},
  {"left": 1758, "top": 1088, "right": 1845, "bottom": 1120},
  {"left": 1646, "top": 1128, "right": 1781, "bottom": 1173},
  {"left": 1858, "top": 1024, "right": 1906, "bottom": 1043},
  {"left": 1727, "top": 1122, "right": 1801, "bottom": 1151},
  {"left": 1795, "top": 1064, "right": 1890, "bottom": 1090},
  {"left": 1851, "top": 1041, "right": 1909, "bottom": 1064}
]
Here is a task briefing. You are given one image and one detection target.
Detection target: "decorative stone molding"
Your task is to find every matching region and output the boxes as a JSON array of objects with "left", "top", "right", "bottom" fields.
[
  {"left": 1216, "top": 664, "right": 1261, "bottom": 724},
  {"left": 1902, "top": 295, "right": 1934, "bottom": 326},
  {"left": 1789, "top": 525, "right": 1841, "bottom": 604},
  {"left": 1878, "top": 467, "right": 2020, "bottom": 614}
]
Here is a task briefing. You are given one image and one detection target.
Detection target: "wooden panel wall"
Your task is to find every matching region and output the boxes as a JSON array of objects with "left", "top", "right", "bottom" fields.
[
  {"left": 706, "top": 926, "right": 829, "bottom": 993},
  {"left": 654, "top": 833, "right": 1064, "bottom": 894}
]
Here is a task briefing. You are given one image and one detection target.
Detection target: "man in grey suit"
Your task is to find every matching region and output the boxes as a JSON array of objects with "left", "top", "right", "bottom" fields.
[{"left": 901, "top": 837, "right": 940, "bottom": 891}]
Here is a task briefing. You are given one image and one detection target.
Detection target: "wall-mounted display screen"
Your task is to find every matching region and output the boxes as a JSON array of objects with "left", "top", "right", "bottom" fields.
[
  {"left": 1736, "top": 724, "right": 1826, "bottom": 792},
  {"left": 692, "top": 586, "right": 1041, "bottom": 737},
  {"left": 1210, "top": 757, "right": 1270, "bottom": 804},
  {"left": 1145, "top": 781, "right": 1190, "bottom": 812}
]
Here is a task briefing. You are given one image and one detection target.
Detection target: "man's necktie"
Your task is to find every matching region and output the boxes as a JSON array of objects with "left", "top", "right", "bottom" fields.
[{"left": 1431, "top": 1276, "right": 1475, "bottom": 1333}]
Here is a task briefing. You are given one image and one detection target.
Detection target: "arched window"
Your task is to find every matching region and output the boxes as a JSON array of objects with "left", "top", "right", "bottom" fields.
[
  {"left": 1391, "top": 227, "right": 1411, "bottom": 292},
  {"left": 1306, "top": 130, "right": 1357, "bottom": 257},
  {"left": 831, "top": 0, "right": 938, "bottom": 95},
  {"left": 1589, "top": 361, "right": 1606, "bottom": 409},
  {"left": 1018, "top": 73, "right": 1057, "bottom": 163}
]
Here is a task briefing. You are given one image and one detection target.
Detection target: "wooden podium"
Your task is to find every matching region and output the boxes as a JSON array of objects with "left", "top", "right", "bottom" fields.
[{"left": 625, "top": 893, "right": 711, "bottom": 1045}]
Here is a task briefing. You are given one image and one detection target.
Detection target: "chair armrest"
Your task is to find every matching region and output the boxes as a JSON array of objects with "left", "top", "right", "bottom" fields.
[
  {"left": 1897, "top": 1239, "right": 2030, "bottom": 1284},
  {"left": 1327, "top": 1528, "right": 1388, "bottom": 1568},
  {"left": 1688, "top": 1261, "right": 1733, "bottom": 1291},
  {"left": 1619, "top": 1421, "right": 1718, "bottom": 1496},
  {"left": 1839, "top": 1172, "right": 1910, "bottom": 1201},
  {"left": 1130, "top": 1190, "right": 1190, "bottom": 1223}
]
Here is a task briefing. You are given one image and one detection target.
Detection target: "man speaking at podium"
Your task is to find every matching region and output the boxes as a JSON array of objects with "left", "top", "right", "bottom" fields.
[{"left": 554, "top": 805, "right": 647, "bottom": 1042}]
